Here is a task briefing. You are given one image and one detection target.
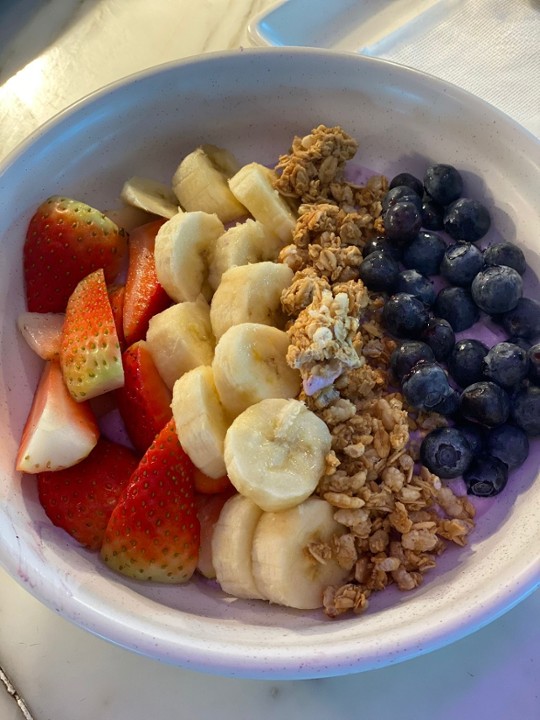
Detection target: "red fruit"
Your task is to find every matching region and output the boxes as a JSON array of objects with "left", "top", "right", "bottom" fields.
[
  {"left": 195, "top": 487, "right": 236, "bottom": 578},
  {"left": 16, "top": 360, "right": 99, "bottom": 474},
  {"left": 123, "top": 219, "right": 170, "bottom": 346},
  {"left": 100, "top": 419, "right": 200, "bottom": 583},
  {"left": 108, "top": 284, "right": 126, "bottom": 351},
  {"left": 37, "top": 438, "right": 140, "bottom": 550},
  {"left": 116, "top": 340, "right": 172, "bottom": 453},
  {"left": 24, "top": 195, "right": 127, "bottom": 313},
  {"left": 193, "top": 468, "right": 234, "bottom": 495},
  {"left": 60, "top": 268, "right": 124, "bottom": 402}
]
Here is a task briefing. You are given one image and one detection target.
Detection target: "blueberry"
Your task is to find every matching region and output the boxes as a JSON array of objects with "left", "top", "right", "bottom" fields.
[
  {"left": 528, "top": 343, "right": 540, "bottom": 384},
  {"left": 486, "top": 424, "right": 529, "bottom": 470},
  {"left": 483, "top": 341, "right": 529, "bottom": 389},
  {"left": 421, "top": 198, "right": 444, "bottom": 230},
  {"left": 395, "top": 269, "right": 436, "bottom": 306},
  {"left": 401, "top": 230, "right": 447, "bottom": 276},
  {"left": 382, "top": 185, "right": 423, "bottom": 214},
  {"left": 508, "top": 336, "right": 531, "bottom": 353},
  {"left": 389, "top": 172, "right": 424, "bottom": 197},
  {"left": 460, "top": 381, "right": 511, "bottom": 427},
  {"left": 401, "top": 360, "right": 453, "bottom": 411},
  {"left": 363, "top": 236, "right": 403, "bottom": 261},
  {"left": 448, "top": 338, "right": 488, "bottom": 387},
  {"left": 420, "top": 427, "right": 473, "bottom": 478},
  {"left": 358, "top": 251, "right": 399, "bottom": 292},
  {"left": 423, "top": 164, "right": 463, "bottom": 206},
  {"left": 455, "top": 420, "right": 486, "bottom": 455},
  {"left": 511, "top": 385, "right": 540, "bottom": 436},
  {"left": 483, "top": 242, "right": 526, "bottom": 275},
  {"left": 439, "top": 242, "right": 484, "bottom": 287},
  {"left": 421, "top": 317, "right": 455, "bottom": 361},
  {"left": 384, "top": 201, "right": 422, "bottom": 244},
  {"left": 433, "top": 286, "right": 480, "bottom": 332},
  {"left": 430, "top": 388, "right": 460, "bottom": 416},
  {"left": 390, "top": 340, "right": 435, "bottom": 382},
  {"left": 443, "top": 198, "right": 491, "bottom": 242},
  {"left": 497, "top": 297, "right": 540, "bottom": 341},
  {"left": 463, "top": 455, "right": 508, "bottom": 497},
  {"left": 382, "top": 292, "right": 430, "bottom": 339},
  {"left": 471, "top": 265, "right": 523, "bottom": 314}
]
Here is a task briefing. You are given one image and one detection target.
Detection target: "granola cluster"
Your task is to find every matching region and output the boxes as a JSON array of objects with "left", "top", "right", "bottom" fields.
[{"left": 274, "top": 125, "right": 476, "bottom": 618}]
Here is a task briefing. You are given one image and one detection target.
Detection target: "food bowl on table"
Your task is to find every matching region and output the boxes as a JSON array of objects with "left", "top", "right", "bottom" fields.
[{"left": 0, "top": 48, "right": 539, "bottom": 679}]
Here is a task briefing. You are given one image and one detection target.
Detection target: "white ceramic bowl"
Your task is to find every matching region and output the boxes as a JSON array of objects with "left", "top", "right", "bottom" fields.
[{"left": 0, "top": 48, "right": 539, "bottom": 679}]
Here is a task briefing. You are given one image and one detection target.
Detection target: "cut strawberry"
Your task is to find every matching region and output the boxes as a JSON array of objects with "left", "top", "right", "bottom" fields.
[
  {"left": 37, "top": 438, "right": 140, "bottom": 550},
  {"left": 115, "top": 340, "right": 172, "bottom": 454},
  {"left": 123, "top": 219, "right": 171, "bottom": 346},
  {"left": 16, "top": 360, "right": 99, "bottom": 473},
  {"left": 60, "top": 268, "right": 124, "bottom": 402},
  {"left": 101, "top": 419, "right": 200, "bottom": 583},
  {"left": 23, "top": 195, "right": 127, "bottom": 313},
  {"left": 193, "top": 468, "right": 234, "bottom": 495},
  {"left": 108, "top": 284, "right": 126, "bottom": 351},
  {"left": 195, "top": 487, "right": 236, "bottom": 579},
  {"left": 17, "top": 311, "right": 64, "bottom": 360}
]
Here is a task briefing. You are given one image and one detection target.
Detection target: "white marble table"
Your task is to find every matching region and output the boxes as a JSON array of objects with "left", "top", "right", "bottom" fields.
[{"left": 1, "top": 2, "right": 539, "bottom": 718}]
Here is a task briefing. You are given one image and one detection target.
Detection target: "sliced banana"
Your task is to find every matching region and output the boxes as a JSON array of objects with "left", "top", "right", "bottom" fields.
[
  {"left": 224, "top": 398, "right": 331, "bottom": 512},
  {"left": 173, "top": 145, "right": 247, "bottom": 224},
  {"left": 208, "top": 219, "right": 268, "bottom": 291},
  {"left": 146, "top": 298, "right": 215, "bottom": 389},
  {"left": 211, "top": 493, "right": 265, "bottom": 600},
  {"left": 154, "top": 210, "right": 224, "bottom": 303},
  {"left": 228, "top": 162, "right": 296, "bottom": 245},
  {"left": 212, "top": 323, "right": 301, "bottom": 418},
  {"left": 210, "top": 262, "right": 293, "bottom": 340},
  {"left": 120, "top": 176, "right": 179, "bottom": 219},
  {"left": 252, "top": 497, "right": 349, "bottom": 610},
  {"left": 172, "top": 365, "right": 230, "bottom": 479}
]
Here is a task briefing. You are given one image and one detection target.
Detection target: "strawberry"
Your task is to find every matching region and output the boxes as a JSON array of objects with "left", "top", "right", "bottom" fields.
[
  {"left": 100, "top": 419, "right": 200, "bottom": 583},
  {"left": 115, "top": 340, "right": 172, "bottom": 454},
  {"left": 60, "top": 268, "right": 124, "bottom": 402},
  {"left": 122, "top": 219, "right": 170, "bottom": 346},
  {"left": 195, "top": 487, "right": 236, "bottom": 579},
  {"left": 17, "top": 311, "right": 64, "bottom": 360},
  {"left": 23, "top": 196, "right": 127, "bottom": 313},
  {"left": 37, "top": 438, "right": 139, "bottom": 550},
  {"left": 108, "top": 284, "right": 126, "bottom": 351},
  {"left": 193, "top": 468, "right": 234, "bottom": 495}
]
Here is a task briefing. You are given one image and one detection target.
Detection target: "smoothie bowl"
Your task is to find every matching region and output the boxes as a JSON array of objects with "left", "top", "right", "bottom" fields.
[{"left": 0, "top": 48, "right": 539, "bottom": 679}]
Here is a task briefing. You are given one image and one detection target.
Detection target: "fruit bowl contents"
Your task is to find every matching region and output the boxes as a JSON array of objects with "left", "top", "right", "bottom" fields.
[{"left": 1, "top": 49, "right": 539, "bottom": 678}]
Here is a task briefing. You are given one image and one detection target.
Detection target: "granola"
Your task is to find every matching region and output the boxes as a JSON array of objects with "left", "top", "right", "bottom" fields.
[{"left": 274, "top": 124, "right": 476, "bottom": 618}]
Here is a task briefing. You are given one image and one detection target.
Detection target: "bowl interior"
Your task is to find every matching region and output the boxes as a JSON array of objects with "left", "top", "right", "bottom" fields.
[{"left": 0, "top": 48, "right": 539, "bottom": 679}]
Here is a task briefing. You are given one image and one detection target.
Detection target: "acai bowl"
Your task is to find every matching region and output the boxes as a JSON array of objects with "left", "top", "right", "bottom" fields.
[{"left": 0, "top": 48, "right": 539, "bottom": 679}]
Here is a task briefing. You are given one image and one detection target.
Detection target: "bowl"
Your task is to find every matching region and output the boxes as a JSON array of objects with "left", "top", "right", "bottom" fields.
[{"left": 0, "top": 48, "right": 539, "bottom": 679}]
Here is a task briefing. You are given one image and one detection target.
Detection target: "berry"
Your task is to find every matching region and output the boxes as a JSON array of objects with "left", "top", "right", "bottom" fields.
[
  {"left": 448, "top": 339, "right": 488, "bottom": 387},
  {"left": 464, "top": 455, "right": 508, "bottom": 497},
  {"left": 498, "top": 297, "right": 540, "bottom": 341},
  {"left": 423, "top": 164, "right": 463, "bottom": 206},
  {"left": 389, "top": 172, "right": 424, "bottom": 197},
  {"left": 384, "top": 201, "right": 422, "bottom": 244},
  {"left": 434, "top": 286, "right": 480, "bottom": 332},
  {"left": 439, "top": 242, "right": 484, "bottom": 286},
  {"left": 421, "top": 198, "right": 444, "bottom": 230},
  {"left": 358, "top": 251, "right": 399, "bottom": 292},
  {"left": 483, "top": 242, "right": 526, "bottom": 275},
  {"left": 528, "top": 343, "right": 540, "bottom": 384},
  {"left": 395, "top": 269, "right": 436, "bottom": 306},
  {"left": 511, "top": 385, "right": 540, "bottom": 436},
  {"left": 443, "top": 198, "right": 491, "bottom": 242},
  {"left": 401, "top": 361, "right": 452, "bottom": 411},
  {"left": 471, "top": 265, "right": 523, "bottom": 314},
  {"left": 363, "top": 236, "right": 402, "bottom": 261},
  {"left": 420, "top": 427, "right": 473, "bottom": 478},
  {"left": 382, "top": 292, "right": 430, "bottom": 338},
  {"left": 382, "top": 185, "right": 422, "bottom": 214},
  {"left": 430, "top": 388, "right": 460, "bottom": 416},
  {"left": 460, "top": 381, "right": 511, "bottom": 427},
  {"left": 421, "top": 317, "right": 455, "bottom": 361},
  {"left": 455, "top": 420, "right": 486, "bottom": 455},
  {"left": 390, "top": 340, "right": 435, "bottom": 381},
  {"left": 483, "top": 341, "right": 529, "bottom": 390},
  {"left": 486, "top": 424, "right": 529, "bottom": 470},
  {"left": 401, "top": 230, "right": 447, "bottom": 276}
]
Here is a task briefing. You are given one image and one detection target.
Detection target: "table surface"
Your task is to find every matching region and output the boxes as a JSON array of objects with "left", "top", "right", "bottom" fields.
[{"left": 1, "top": 1, "right": 539, "bottom": 718}]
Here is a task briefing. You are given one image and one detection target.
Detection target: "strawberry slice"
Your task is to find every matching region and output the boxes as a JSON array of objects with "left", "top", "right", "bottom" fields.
[
  {"left": 115, "top": 340, "right": 172, "bottom": 454},
  {"left": 37, "top": 438, "right": 140, "bottom": 550},
  {"left": 195, "top": 487, "right": 236, "bottom": 579},
  {"left": 16, "top": 360, "right": 99, "bottom": 473},
  {"left": 60, "top": 268, "right": 124, "bottom": 402},
  {"left": 123, "top": 219, "right": 170, "bottom": 346},
  {"left": 108, "top": 284, "right": 126, "bottom": 351},
  {"left": 193, "top": 468, "right": 234, "bottom": 495},
  {"left": 101, "top": 419, "right": 200, "bottom": 583},
  {"left": 24, "top": 195, "right": 127, "bottom": 313}
]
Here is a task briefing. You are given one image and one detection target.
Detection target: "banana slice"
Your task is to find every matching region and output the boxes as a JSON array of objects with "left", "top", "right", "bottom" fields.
[
  {"left": 228, "top": 163, "right": 296, "bottom": 245},
  {"left": 120, "top": 176, "right": 179, "bottom": 219},
  {"left": 154, "top": 210, "right": 224, "bottom": 302},
  {"left": 173, "top": 145, "right": 247, "bottom": 223},
  {"left": 252, "top": 497, "right": 349, "bottom": 610},
  {"left": 211, "top": 493, "right": 265, "bottom": 600},
  {"left": 212, "top": 323, "right": 301, "bottom": 418},
  {"left": 208, "top": 219, "right": 268, "bottom": 291},
  {"left": 171, "top": 365, "right": 230, "bottom": 479},
  {"left": 210, "top": 261, "right": 293, "bottom": 340},
  {"left": 224, "top": 397, "right": 331, "bottom": 512},
  {"left": 146, "top": 298, "right": 215, "bottom": 389}
]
